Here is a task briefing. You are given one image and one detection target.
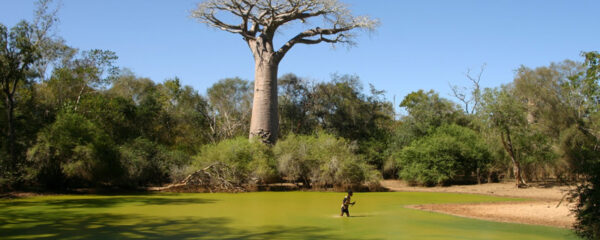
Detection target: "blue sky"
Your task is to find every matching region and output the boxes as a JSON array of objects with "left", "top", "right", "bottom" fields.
[{"left": 1, "top": 0, "right": 599, "bottom": 109}]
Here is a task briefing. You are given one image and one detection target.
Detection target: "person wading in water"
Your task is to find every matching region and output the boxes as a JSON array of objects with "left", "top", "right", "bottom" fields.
[{"left": 340, "top": 190, "right": 356, "bottom": 217}]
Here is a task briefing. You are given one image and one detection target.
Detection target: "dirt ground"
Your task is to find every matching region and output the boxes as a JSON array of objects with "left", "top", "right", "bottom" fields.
[{"left": 381, "top": 180, "right": 575, "bottom": 228}]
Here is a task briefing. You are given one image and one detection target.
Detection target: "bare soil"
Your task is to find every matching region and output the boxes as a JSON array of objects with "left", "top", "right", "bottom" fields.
[{"left": 381, "top": 180, "right": 575, "bottom": 228}]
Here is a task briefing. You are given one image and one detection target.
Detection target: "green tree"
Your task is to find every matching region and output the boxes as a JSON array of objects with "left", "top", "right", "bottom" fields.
[
  {"left": 310, "top": 74, "right": 394, "bottom": 169},
  {"left": 119, "top": 137, "right": 189, "bottom": 187},
  {"left": 400, "top": 89, "right": 467, "bottom": 138},
  {"left": 40, "top": 49, "right": 117, "bottom": 111},
  {"left": 386, "top": 90, "right": 468, "bottom": 178},
  {"left": 1, "top": 21, "right": 39, "bottom": 174},
  {"left": 396, "top": 124, "right": 490, "bottom": 186},
  {"left": 206, "top": 78, "right": 253, "bottom": 141},
  {"left": 480, "top": 85, "right": 554, "bottom": 187},
  {"left": 278, "top": 73, "right": 317, "bottom": 136},
  {"left": 27, "top": 109, "right": 121, "bottom": 189},
  {"left": 566, "top": 51, "right": 600, "bottom": 240},
  {"left": 159, "top": 80, "right": 211, "bottom": 153}
]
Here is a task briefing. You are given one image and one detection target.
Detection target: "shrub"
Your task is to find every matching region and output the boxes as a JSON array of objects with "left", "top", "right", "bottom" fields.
[
  {"left": 27, "top": 111, "right": 121, "bottom": 189},
  {"left": 193, "top": 137, "right": 277, "bottom": 185},
  {"left": 274, "top": 133, "right": 380, "bottom": 188},
  {"left": 561, "top": 125, "right": 600, "bottom": 240},
  {"left": 396, "top": 124, "right": 490, "bottom": 186},
  {"left": 119, "top": 137, "right": 190, "bottom": 187}
]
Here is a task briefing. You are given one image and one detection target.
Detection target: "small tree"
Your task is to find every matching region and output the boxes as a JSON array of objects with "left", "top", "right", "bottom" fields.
[{"left": 191, "top": 0, "right": 378, "bottom": 144}]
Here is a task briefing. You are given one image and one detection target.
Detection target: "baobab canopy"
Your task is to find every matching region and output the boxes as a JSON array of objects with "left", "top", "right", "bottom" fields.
[
  {"left": 191, "top": 0, "right": 378, "bottom": 144},
  {"left": 191, "top": 0, "right": 379, "bottom": 53}
]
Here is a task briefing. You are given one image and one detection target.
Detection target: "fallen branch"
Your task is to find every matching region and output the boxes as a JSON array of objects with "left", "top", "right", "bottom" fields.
[{"left": 156, "top": 163, "right": 246, "bottom": 192}]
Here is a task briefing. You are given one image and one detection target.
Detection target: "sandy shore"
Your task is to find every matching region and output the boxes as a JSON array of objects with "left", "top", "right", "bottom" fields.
[{"left": 381, "top": 180, "right": 575, "bottom": 228}]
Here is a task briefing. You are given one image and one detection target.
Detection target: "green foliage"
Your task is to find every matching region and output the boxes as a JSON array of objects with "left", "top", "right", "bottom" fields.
[
  {"left": 386, "top": 90, "right": 469, "bottom": 178},
  {"left": 559, "top": 125, "right": 600, "bottom": 239},
  {"left": 26, "top": 110, "right": 121, "bottom": 188},
  {"left": 400, "top": 90, "right": 468, "bottom": 137},
  {"left": 1, "top": 21, "right": 40, "bottom": 180},
  {"left": 311, "top": 74, "right": 393, "bottom": 141},
  {"left": 582, "top": 51, "right": 600, "bottom": 112},
  {"left": 564, "top": 52, "right": 600, "bottom": 240},
  {"left": 278, "top": 73, "right": 316, "bottom": 136},
  {"left": 390, "top": 90, "right": 468, "bottom": 154},
  {"left": 481, "top": 84, "right": 558, "bottom": 183},
  {"left": 206, "top": 78, "right": 253, "bottom": 141},
  {"left": 274, "top": 133, "right": 380, "bottom": 188},
  {"left": 108, "top": 72, "right": 211, "bottom": 151},
  {"left": 396, "top": 124, "right": 490, "bottom": 186},
  {"left": 119, "top": 137, "right": 189, "bottom": 187},
  {"left": 193, "top": 137, "right": 277, "bottom": 185}
]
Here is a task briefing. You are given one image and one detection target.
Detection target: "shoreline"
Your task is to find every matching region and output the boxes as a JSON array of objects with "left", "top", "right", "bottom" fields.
[{"left": 381, "top": 180, "right": 575, "bottom": 228}]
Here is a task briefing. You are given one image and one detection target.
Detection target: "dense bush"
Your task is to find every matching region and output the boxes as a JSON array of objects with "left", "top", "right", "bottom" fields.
[
  {"left": 273, "top": 133, "right": 380, "bottom": 189},
  {"left": 119, "top": 137, "right": 190, "bottom": 187},
  {"left": 192, "top": 137, "right": 277, "bottom": 185},
  {"left": 396, "top": 124, "right": 490, "bottom": 186},
  {"left": 25, "top": 109, "right": 191, "bottom": 189},
  {"left": 560, "top": 125, "right": 600, "bottom": 239},
  {"left": 26, "top": 110, "right": 122, "bottom": 189}
]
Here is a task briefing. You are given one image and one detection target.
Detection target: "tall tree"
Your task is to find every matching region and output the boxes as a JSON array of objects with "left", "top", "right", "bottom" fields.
[
  {"left": 566, "top": 51, "right": 600, "bottom": 240},
  {"left": 191, "top": 0, "right": 378, "bottom": 144},
  {"left": 1, "top": 0, "right": 61, "bottom": 179},
  {"left": 278, "top": 73, "right": 316, "bottom": 136},
  {"left": 481, "top": 86, "right": 530, "bottom": 187},
  {"left": 0, "top": 22, "right": 39, "bottom": 172}
]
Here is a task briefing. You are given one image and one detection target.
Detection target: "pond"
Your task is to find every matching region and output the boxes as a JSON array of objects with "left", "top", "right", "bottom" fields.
[{"left": 0, "top": 192, "right": 578, "bottom": 239}]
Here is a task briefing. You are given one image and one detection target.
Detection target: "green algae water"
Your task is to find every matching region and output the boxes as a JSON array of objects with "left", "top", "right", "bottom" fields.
[{"left": 0, "top": 192, "right": 577, "bottom": 239}]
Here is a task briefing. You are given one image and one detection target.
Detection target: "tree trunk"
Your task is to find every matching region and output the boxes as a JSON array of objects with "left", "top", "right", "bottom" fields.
[
  {"left": 512, "top": 158, "right": 523, "bottom": 187},
  {"left": 249, "top": 56, "right": 279, "bottom": 144},
  {"left": 4, "top": 94, "right": 16, "bottom": 171},
  {"left": 500, "top": 130, "right": 524, "bottom": 187}
]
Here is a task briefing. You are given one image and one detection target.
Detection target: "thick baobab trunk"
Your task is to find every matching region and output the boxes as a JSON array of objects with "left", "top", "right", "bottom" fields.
[{"left": 249, "top": 57, "right": 279, "bottom": 144}]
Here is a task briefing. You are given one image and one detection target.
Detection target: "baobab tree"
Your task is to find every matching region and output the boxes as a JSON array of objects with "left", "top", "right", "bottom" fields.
[{"left": 191, "top": 0, "right": 378, "bottom": 144}]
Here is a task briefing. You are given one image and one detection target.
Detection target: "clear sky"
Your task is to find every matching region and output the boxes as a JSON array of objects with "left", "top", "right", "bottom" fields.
[{"left": 1, "top": 0, "right": 599, "bottom": 109}]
